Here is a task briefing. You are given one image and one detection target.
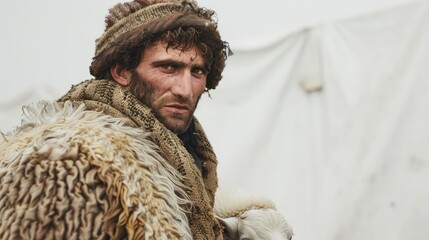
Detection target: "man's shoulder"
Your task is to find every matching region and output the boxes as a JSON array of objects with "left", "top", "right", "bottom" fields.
[
  {"left": 0, "top": 100, "right": 192, "bottom": 239},
  {"left": 1, "top": 101, "right": 141, "bottom": 159}
]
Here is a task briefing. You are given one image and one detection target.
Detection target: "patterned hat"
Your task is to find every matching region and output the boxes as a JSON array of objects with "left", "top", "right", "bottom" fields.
[{"left": 90, "top": 0, "right": 230, "bottom": 90}]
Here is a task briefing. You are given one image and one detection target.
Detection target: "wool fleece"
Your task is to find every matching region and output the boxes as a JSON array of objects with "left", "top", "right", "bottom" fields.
[{"left": 0, "top": 87, "right": 221, "bottom": 239}]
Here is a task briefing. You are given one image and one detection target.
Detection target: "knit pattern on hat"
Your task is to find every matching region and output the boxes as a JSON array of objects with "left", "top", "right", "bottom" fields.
[
  {"left": 58, "top": 79, "right": 223, "bottom": 239},
  {"left": 96, "top": 1, "right": 201, "bottom": 55},
  {"left": 0, "top": 101, "right": 191, "bottom": 239}
]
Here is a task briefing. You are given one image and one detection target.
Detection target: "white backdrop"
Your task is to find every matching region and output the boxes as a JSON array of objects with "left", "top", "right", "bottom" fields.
[{"left": 1, "top": 0, "right": 429, "bottom": 240}]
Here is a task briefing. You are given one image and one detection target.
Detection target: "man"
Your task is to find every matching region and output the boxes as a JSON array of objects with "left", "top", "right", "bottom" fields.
[{"left": 0, "top": 0, "right": 230, "bottom": 239}]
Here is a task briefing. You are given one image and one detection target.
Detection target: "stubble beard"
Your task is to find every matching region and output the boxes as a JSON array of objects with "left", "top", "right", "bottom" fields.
[{"left": 130, "top": 72, "right": 200, "bottom": 134}]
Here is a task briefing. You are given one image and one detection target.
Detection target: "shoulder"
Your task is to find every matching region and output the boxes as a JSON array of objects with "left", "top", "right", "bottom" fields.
[
  {"left": 0, "top": 101, "right": 192, "bottom": 240},
  {"left": 2, "top": 101, "right": 138, "bottom": 153},
  {"left": 1, "top": 101, "right": 153, "bottom": 172}
]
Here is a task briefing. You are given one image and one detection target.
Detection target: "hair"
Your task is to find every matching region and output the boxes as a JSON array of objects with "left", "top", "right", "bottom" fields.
[
  {"left": 100, "top": 26, "right": 216, "bottom": 83},
  {"left": 91, "top": 0, "right": 228, "bottom": 90}
]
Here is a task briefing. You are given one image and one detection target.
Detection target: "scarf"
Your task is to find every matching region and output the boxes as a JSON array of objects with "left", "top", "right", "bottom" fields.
[{"left": 58, "top": 79, "right": 222, "bottom": 239}]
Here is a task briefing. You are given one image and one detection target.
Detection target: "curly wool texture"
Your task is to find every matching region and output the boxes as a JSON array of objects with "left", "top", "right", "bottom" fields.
[{"left": 0, "top": 101, "right": 192, "bottom": 240}]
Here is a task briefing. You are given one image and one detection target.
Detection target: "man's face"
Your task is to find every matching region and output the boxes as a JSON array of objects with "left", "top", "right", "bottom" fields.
[{"left": 130, "top": 41, "right": 208, "bottom": 134}]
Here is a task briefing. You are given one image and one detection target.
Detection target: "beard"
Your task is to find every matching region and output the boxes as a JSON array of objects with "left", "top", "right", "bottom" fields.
[{"left": 129, "top": 72, "right": 201, "bottom": 134}]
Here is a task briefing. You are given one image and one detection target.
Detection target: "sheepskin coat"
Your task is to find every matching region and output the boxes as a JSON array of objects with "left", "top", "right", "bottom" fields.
[{"left": 0, "top": 79, "right": 223, "bottom": 239}]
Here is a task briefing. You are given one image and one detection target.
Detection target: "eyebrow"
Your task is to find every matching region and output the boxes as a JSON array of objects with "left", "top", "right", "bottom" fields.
[
  {"left": 152, "top": 59, "right": 185, "bottom": 67},
  {"left": 152, "top": 59, "right": 208, "bottom": 72}
]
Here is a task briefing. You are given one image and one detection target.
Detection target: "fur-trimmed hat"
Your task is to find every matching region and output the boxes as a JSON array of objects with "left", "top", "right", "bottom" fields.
[{"left": 90, "top": 0, "right": 230, "bottom": 90}]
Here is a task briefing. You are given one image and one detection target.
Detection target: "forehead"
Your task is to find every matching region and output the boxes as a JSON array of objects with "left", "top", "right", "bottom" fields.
[{"left": 141, "top": 41, "right": 205, "bottom": 64}]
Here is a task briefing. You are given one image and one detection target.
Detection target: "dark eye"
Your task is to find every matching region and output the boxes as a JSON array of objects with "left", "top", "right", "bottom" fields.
[
  {"left": 193, "top": 69, "right": 204, "bottom": 74},
  {"left": 192, "top": 68, "right": 207, "bottom": 78},
  {"left": 162, "top": 64, "right": 176, "bottom": 71}
]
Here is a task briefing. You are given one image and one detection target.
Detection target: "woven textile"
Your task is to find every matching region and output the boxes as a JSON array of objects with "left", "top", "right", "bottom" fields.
[{"left": 58, "top": 79, "right": 223, "bottom": 239}]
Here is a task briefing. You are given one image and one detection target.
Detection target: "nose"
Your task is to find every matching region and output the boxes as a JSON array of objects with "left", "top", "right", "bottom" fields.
[{"left": 171, "top": 71, "right": 193, "bottom": 99}]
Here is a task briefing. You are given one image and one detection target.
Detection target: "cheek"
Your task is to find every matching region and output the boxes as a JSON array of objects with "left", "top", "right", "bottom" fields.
[
  {"left": 193, "top": 79, "right": 207, "bottom": 94},
  {"left": 144, "top": 74, "right": 170, "bottom": 93}
]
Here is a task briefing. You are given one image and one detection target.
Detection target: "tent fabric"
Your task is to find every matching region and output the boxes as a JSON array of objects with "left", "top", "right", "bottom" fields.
[
  {"left": 197, "top": 1, "right": 429, "bottom": 239},
  {"left": 1, "top": 0, "right": 428, "bottom": 239}
]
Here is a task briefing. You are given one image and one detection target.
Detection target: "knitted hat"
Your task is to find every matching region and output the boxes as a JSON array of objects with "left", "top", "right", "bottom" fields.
[{"left": 90, "top": 0, "right": 230, "bottom": 90}]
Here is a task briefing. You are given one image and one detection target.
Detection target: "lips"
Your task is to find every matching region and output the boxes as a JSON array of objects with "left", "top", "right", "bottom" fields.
[{"left": 164, "top": 103, "right": 191, "bottom": 113}]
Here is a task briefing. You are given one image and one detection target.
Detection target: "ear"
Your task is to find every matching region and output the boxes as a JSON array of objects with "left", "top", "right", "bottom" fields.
[
  {"left": 110, "top": 64, "right": 132, "bottom": 86},
  {"left": 216, "top": 216, "right": 240, "bottom": 240}
]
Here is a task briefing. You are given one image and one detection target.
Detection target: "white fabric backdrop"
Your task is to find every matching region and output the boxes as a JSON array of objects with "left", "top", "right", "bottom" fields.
[
  {"left": 198, "top": 1, "right": 429, "bottom": 239},
  {"left": 1, "top": 0, "right": 429, "bottom": 239}
]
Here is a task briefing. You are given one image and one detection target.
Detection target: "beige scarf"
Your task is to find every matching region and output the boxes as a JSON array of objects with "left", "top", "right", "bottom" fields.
[{"left": 58, "top": 79, "right": 222, "bottom": 239}]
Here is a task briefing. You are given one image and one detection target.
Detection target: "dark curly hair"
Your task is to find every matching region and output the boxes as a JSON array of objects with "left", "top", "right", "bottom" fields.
[{"left": 90, "top": 0, "right": 228, "bottom": 90}]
